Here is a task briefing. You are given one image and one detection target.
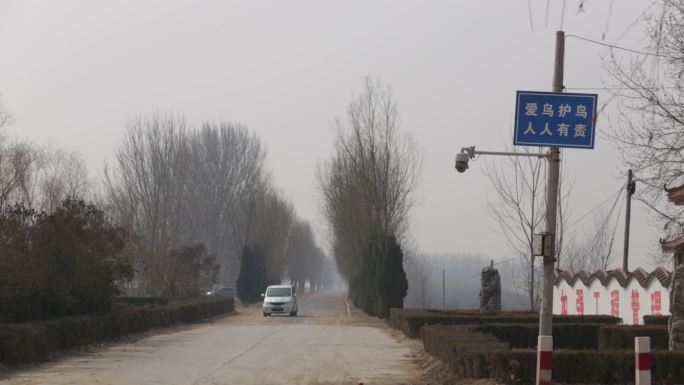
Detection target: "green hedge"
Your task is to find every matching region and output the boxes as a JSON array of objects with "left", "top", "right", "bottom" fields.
[
  {"left": 421, "top": 324, "right": 684, "bottom": 384},
  {"left": 424, "top": 320, "right": 667, "bottom": 351},
  {"left": 389, "top": 308, "right": 620, "bottom": 338},
  {"left": 112, "top": 297, "right": 169, "bottom": 307},
  {"left": 470, "top": 323, "right": 602, "bottom": 349},
  {"left": 598, "top": 325, "right": 669, "bottom": 350},
  {"left": 0, "top": 297, "right": 233, "bottom": 366},
  {"left": 643, "top": 315, "right": 669, "bottom": 325},
  {"left": 421, "top": 325, "right": 534, "bottom": 382}
]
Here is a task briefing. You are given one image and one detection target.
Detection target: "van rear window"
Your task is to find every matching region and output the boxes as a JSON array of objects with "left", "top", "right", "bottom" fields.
[{"left": 266, "top": 287, "right": 291, "bottom": 297}]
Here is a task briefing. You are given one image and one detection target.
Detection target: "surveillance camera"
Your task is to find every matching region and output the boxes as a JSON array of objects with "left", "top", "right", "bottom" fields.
[{"left": 455, "top": 153, "right": 469, "bottom": 173}]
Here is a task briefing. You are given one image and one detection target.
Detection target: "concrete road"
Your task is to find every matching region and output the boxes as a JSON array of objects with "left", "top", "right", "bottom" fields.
[{"left": 0, "top": 291, "right": 421, "bottom": 385}]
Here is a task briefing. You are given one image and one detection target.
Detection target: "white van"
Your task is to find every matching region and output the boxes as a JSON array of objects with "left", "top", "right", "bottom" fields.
[{"left": 262, "top": 285, "right": 298, "bottom": 317}]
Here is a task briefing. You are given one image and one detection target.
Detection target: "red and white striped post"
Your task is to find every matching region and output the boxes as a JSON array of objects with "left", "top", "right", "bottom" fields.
[
  {"left": 635, "top": 337, "right": 651, "bottom": 385},
  {"left": 536, "top": 335, "right": 552, "bottom": 385}
]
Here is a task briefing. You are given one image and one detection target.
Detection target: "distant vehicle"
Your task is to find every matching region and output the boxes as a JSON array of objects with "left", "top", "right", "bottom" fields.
[
  {"left": 262, "top": 285, "right": 298, "bottom": 317},
  {"left": 205, "top": 287, "right": 236, "bottom": 298}
]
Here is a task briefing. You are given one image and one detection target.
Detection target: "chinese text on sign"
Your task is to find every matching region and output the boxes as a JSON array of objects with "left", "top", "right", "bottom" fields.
[{"left": 514, "top": 91, "right": 598, "bottom": 149}]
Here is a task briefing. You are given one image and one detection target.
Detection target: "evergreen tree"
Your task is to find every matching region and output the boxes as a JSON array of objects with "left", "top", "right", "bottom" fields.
[
  {"left": 377, "top": 234, "right": 408, "bottom": 318},
  {"left": 236, "top": 245, "right": 268, "bottom": 305},
  {"left": 349, "top": 232, "right": 408, "bottom": 319}
]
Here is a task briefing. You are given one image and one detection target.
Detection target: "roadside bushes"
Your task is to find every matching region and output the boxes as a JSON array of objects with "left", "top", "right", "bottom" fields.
[
  {"left": 421, "top": 324, "right": 684, "bottom": 384},
  {"left": 644, "top": 315, "right": 669, "bottom": 325},
  {"left": 598, "top": 325, "right": 669, "bottom": 350},
  {"left": 158, "top": 243, "right": 219, "bottom": 299},
  {"left": 468, "top": 323, "right": 667, "bottom": 350},
  {"left": 0, "top": 199, "right": 134, "bottom": 322},
  {"left": 470, "top": 323, "right": 602, "bottom": 349},
  {"left": 113, "top": 297, "right": 168, "bottom": 306},
  {"left": 394, "top": 307, "right": 681, "bottom": 383},
  {"left": 0, "top": 297, "right": 233, "bottom": 366},
  {"left": 389, "top": 308, "right": 620, "bottom": 338},
  {"left": 421, "top": 325, "right": 534, "bottom": 382}
]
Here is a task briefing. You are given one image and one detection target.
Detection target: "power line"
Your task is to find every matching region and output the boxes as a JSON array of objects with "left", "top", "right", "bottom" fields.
[
  {"left": 611, "top": 2, "right": 658, "bottom": 44},
  {"left": 566, "top": 34, "right": 680, "bottom": 60},
  {"left": 565, "top": 86, "right": 679, "bottom": 91},
  {"left": 527, "top": 0, "right": 534, "bottom": 32},
  {"left": 566, "top": 187, "right": 623, "bottom": 230},
  {"left": 447, "top": 272, "right": 480, "bottom": 284},
  {"left": 605, "top": 193, "right": 625, "bottom": 264},
  {"left": 572, "top": 2, "right": 660, "bottom": 115},
  {"left": 446, "top": 257, "right": 518, "bottom": 285},
  {"left": 560, "top": 0, "right": 567, "bottom": 31},
  {"left": 601, "top": 0, "right": 615, "bottom": 41},
  {"left": 544, "top": 0, "right": 550, "bottom": 28},
  {"left": 580, "top": 189, "right": 623, "bottom": 260}
]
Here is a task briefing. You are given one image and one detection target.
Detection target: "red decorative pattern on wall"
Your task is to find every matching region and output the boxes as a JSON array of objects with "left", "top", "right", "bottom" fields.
[{"left": 554, "top": 267, "right": 671, "bottom": 289}]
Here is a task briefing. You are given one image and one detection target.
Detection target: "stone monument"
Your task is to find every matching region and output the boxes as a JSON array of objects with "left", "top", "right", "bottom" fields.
[{"left": 480, "top": 260, "right": 501, "bottom": 313}]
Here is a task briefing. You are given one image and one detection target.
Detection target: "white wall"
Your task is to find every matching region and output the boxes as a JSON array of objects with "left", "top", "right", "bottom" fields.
[{"left": 552, "top": 276, "right": 669, "bottom": 325}]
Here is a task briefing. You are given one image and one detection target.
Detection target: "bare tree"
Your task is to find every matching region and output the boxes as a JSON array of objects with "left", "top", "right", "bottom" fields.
[
  {"left": 104, "top": 114, "right": 191, "bottom": 295},
  {"left": 318, "top": 76, "right": 423, "bottom": 280},
  {"left": 285, "top": 219, "right": 332, "bottom": 291},
  {"left": 27, "top": 147, "right": 91, "bottom": 212},
  {"left": 0, "top": 141, "right": 33, "bottom": 206},
  {"left": 248, "top": 189, "right": 295, "bottom": 281},
  {"left": 604, "top": 1, "right": 684, "bottom": 254},
  {"left": 106, "top": 114, "right": 188, "bottom": 244},
  {"left": 286, "top": 220, "right": 316, "bottom": 290},
  {"left": 0, "top": 94, "right": 11, "bottom": 133},
  {"left": 484, "top": 146, "right": 573, "bottom": 310},
  {"left": 185, "top": 122, "right": 268, "bottom": 284},
  {"left": 0, "top": 96, "right": 31, "bottom": 206},
  {"left": 105, "top": 113, "right": 301, "bottom": 295}
]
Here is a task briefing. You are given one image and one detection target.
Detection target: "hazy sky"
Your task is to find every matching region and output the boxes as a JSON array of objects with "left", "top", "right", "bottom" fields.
[{"left": 0, "top": 1, "right": 665, "bottom": 270}]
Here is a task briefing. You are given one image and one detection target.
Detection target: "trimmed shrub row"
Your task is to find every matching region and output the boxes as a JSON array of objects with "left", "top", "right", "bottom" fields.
[
  {"left": 421, "top": 325, "right": 533, "bottom": 382},
  {"left": 470, "top": 323, "right": 603, "bottom": 349},
  {"left": 644, "top": 315, "right": 670, "bottom": 325},
  {"left": 554, "top": 350, "right": 684, "bottom": 384},
  {"left": 598, "top": 325, "right": 669, "bottom": 350},
  {"left": 389, "top": 308, "right": 620, "bottom": 338},
  {"left": 469, "top": 323, "right": 669, "bottom": 351},
  {"left": 422, "top": 324, "right": 684, "bottom": 384},
  {"left": 0, "top": 297, "right": 233, "bottom": 366},
  {"left": 112, "top": 297, "right": 169, "bottom": 307}
]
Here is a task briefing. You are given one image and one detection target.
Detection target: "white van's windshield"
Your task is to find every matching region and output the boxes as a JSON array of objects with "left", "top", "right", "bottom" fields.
[{"left": 266, "top": 287, "right": 292, "bottom": 297}]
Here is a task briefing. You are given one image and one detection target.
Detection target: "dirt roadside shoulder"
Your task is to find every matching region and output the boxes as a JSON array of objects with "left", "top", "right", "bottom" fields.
[{"left": 340, "top": 297, "right": 499, "bottom": 385}]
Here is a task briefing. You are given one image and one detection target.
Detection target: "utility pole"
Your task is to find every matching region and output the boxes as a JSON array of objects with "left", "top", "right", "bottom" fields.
[
  {"left": 455, "top": 31, "right": 584, "bottom": 385},
  {"left": 623, "top": 169, "right": 635, "bottom": 272},
  {"left": 538, "top": 30, "right": 564, "bottom": 338},
  {"left": 442, "top": 269, "right": 445, "bottom": 312}
]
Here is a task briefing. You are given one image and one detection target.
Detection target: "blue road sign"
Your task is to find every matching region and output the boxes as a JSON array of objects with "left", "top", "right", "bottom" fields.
[{"left": 514, "top": 91, "right": 598, "bottom": 149}]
